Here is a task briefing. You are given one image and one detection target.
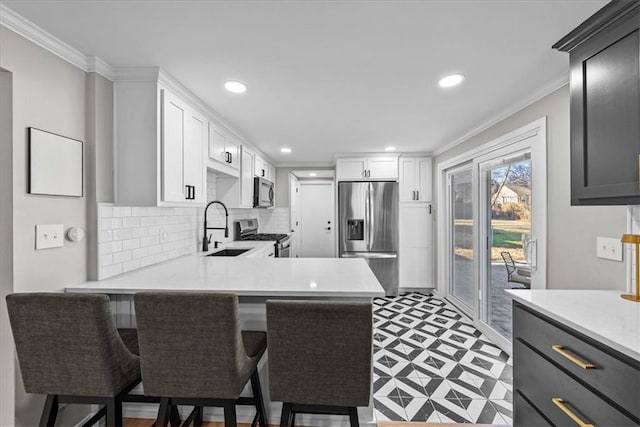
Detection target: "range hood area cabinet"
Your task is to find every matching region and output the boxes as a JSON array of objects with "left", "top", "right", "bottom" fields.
[
  {"left": 208, "top": 122, "right": 240, "bottom": 177},
  {"left": 217, "top": 145, "right": 256, "bottom": 208},
  {"left": 115, "top": 79, "right": 206, "bottom": 207},
  {"left": 336, "top": 156, "right": 399, "bottom": 181},
  {"left": 553, "top": 1, "right": 640, "bottom": 206}
]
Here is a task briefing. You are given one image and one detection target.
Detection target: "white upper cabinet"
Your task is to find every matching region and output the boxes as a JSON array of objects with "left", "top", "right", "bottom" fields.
[
  {"left": 114, "top": 77, "right": 206, "bottom": 207},
  {"left": 208, "top": 123, "right": 240, "bottom": 176},
  {"left": 399, "top": 157, "right": 432, "bottom": 202},
  {"left": 160, "top": 89, "right": 206, "bottom": 204},
  {"left": 217, "top": 145, "right": 255, "bottom": 209},
  {"left": 336, "top": 156, "right": 398, "bottom": 181},
  {"left": 183, "top": 109, "right": 206, "bottom": 204},
  {"left": 242, "top": 147, "right": 255, "bottom": 207},
  {"left": 254, "top": 155, "right": 267, "bottom": 179}
]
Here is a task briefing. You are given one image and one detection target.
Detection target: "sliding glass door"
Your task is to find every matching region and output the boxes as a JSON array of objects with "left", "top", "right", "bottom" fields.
[
  {"left": 479, "top": 151, "right": 532, "bottom": 343},
  {"left": 440, "top": 118, "right": 547, "bottom": 352},
  {"left": 447, "top": 165, "right": 474, "bottom": 313}
]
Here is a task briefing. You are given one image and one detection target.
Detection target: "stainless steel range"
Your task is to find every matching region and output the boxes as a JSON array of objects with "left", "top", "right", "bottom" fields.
[{"left": 235, "top": 218, "right": 290, "bottom": 258}]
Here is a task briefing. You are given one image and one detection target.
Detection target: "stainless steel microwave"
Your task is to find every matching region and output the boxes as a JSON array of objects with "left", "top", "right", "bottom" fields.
[{"left": 254, "top": 177, "right": 274, "bottom": 208}]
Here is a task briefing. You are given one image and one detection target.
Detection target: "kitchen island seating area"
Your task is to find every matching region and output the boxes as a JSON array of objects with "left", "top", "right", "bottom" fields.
[
  {"left": 267, "top": 300, "right": 373, "bottom": 427},
  {"left": 133, "top": 292, "right": 268, "bottom": 427},
  {"left": 5, "top": 292, "right": 375, "bottom": 427},
  {"left": 5, "top": 293, "right": 162, "bottom": 427}
]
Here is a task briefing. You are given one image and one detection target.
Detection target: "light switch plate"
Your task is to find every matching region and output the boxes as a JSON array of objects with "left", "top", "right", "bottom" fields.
[
  {"left": 36, "top": 224, "right": 64, "bottom": 250},
  {"left": 596, "top": 236, "right": 623, "bottom": 262}
]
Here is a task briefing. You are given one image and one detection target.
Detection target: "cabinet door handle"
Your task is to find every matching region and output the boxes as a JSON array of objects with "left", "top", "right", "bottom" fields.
[
  {"left": 192, "top": 186, "right": 196, "bottom": 200},
  {"left": 552, "top": 345, "right": 595, "bottom": 369},
  {"left": 416, "top": 190, "right": 419, "bottom": 200},
  {"left": 229, "top": 152, "right": 232, "bottom": 164},
  {"left": 551, "top": 398, "right": 594, "bottom": 427},
  {"left": 429, "top": 204, "right": 432, "bottom": 214},
  {"left": 185, "top": 185, "right": 190, "bottom": 200}
]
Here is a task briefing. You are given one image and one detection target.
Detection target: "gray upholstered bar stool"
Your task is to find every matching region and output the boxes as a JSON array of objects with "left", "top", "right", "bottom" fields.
[
  {"left": 133, "top": 292, "right": 268, "bottom": 427},
  {"left": 266, "top": 300, "right": 373, "bottom": 427},
  {"left": 5, "top": 293, "right": 144, "bottom": 427}
]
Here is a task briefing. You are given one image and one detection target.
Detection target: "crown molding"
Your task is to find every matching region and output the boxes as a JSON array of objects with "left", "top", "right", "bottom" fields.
[
  {"left": 86, "top": 56, "right": 115, "bottom": 81},
  {"left": 0, "top": 4, "right": 113, "bottom": 81},
  {"left": 114, "top": 67, "right": 160, "bottom": 82},
  {"left": 433, "top": 75, "right": 568, "bottom": 157}
]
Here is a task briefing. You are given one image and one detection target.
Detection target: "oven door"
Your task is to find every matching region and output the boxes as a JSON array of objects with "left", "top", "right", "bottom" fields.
[
  {"left": 254, "top": 177, "right": 274, "bottom": 208},
  {"left": 277, "top": 238, "right": 291, "bottom": 258}
]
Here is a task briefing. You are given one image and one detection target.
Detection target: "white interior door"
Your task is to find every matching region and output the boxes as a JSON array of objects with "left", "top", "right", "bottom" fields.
[
  {"left": 289, "top": 174, "right": 301, "bottom": 258},
  {"left": 300, "top": 182, "right": 335, "bottom": 257}
]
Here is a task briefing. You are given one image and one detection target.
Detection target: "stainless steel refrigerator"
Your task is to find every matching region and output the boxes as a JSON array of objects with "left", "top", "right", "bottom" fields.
[{"left": 338, "top": 181, "right": 399, "bottom": 296}]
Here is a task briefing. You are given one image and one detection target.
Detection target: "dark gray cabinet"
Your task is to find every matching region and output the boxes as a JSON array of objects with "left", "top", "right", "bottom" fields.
[
  {"left": 513, "top": 302, "right": 640, "bottom": 426},
  {"left": 553, "top": 1, "right": 640, "bottom": 205}
]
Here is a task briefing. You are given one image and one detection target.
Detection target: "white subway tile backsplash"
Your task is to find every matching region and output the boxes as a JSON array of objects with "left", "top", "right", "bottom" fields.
[
  {"left": 131, "top": 207, "right": 148, "bottom": 217},
  {"left": 113, "top": 229, "right": 132, "bottom": 241},
  {"left": 122, "top": 259, "right": 141, "bottom": 273},
  {"left": 103, "top": 264, "right": 123, "bottom": 278},
  {"left": 101, "top": 206, "right": 114, "bottom": 218},
  {"left": 96, "top": 175, "right": 289, "bottom": 279},
  {"left": 132, "top": 247, "right": 149, "bottom": 260},
  {"left": 97, "top": 203, "right": 201, "bottom": 279},
  {"left": 113, "top": 251, "right": 132, "bottom": 264},
  {"left": 113, "top": 206, "right": 131, "bottom": 217},
  {"left": 123, "top": 217, "right": 141, "bottom": 228},
  {"left": 122, "top": 238, "right": 141, "bottom": 250}
]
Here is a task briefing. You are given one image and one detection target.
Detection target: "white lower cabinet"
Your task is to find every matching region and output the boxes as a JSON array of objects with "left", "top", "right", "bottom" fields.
[{"left": 399, "top": 203, "right": 433, "bottom": 288}]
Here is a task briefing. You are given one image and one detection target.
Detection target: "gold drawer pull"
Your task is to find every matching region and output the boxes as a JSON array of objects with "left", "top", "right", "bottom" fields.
[
  {"left": 552, "top": 345, "right": 595, "bottom": 369},
  {"left": 552, "top": 397, "right": 594, "bottom": 427}
]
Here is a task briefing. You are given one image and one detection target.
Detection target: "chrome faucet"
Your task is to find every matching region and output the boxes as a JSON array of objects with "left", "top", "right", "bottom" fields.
[{"left": 202, "top": 200, "right": 229, "bottom": 252}]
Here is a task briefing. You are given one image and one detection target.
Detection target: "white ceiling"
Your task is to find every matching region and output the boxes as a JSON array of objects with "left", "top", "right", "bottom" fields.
[{"left": 3, "top": 0, "right": 607, "bottom": 166}]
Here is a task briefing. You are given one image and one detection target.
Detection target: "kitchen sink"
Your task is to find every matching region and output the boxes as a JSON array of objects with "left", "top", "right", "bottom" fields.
[{"left": 206, "top": 248, "right": 250, "bottom": 257}]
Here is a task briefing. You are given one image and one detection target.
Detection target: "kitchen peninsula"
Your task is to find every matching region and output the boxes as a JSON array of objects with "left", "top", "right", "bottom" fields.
[{"left": 65, "top": 248, "right": 385, "bottom": 426}]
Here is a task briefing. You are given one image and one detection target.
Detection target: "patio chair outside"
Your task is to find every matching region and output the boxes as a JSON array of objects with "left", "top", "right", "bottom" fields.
[{"left": 501, "top": 251, "right": 531, "bottom": 289}]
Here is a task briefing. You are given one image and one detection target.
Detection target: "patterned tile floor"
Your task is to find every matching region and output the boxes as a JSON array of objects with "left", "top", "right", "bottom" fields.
[{"left": 373, "top": 293, "right": 513, "bottom": 424}]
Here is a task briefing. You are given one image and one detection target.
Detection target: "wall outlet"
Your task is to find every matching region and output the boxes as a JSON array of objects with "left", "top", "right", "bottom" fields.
[
  {"left": 596, "top": 236, "right": 623, "bottom": 262},
  {"left": 159, "top": 227, "right": 169, "bottom": 243},
  {"left": 36, "top": 224, "right": 64, "bottom": 250}
]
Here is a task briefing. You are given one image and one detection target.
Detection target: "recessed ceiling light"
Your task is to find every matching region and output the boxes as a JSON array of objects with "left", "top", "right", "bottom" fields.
[
  {"left": 309, "top": 172, "right": 317, "bottom": 177},
  {"left": 280, "top": 147, "right": 292, "bottom": 153},
  {"left": 385, "top": 146, "right": 396, "bottom": 151},
  {"left": 224, "top": 80, "right": 247, "bottom": 94},
  {"left": 438, "top": 73, "right": 465, "bottom": 88}
]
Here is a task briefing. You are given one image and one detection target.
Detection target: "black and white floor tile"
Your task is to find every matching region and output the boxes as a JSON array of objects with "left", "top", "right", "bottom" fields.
[{"left": 373, "top": 292, "right": 513, "bottom": 424}]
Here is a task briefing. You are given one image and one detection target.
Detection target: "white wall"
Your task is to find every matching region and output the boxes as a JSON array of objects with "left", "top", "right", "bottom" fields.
[
  {"left": 0, "top": 26, "right": 93, "bottom": 427},
  {"left": 0, "top": 68, "right": 15, "bottom": 427},
  {"left": 435, "top": 85, "right": 628, "bottom": 290}
]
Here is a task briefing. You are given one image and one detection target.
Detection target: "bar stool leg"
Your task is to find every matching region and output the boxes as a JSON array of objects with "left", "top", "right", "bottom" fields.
[
  {"left": 105, "top": 397, "right": 123, "bottom": 427},
  {"left": 194, "top": 406, "right": 204, "bottom": 427},
  {"left": 250, "top": 369, "right": 268, "bottom": 427},
  {"left": 348, "top": 407, "right": 359, "bottom": 427},
  {"left": 279, "top": 403, "right": 292, "bottom": 427},
  {"left": 223, "top": 401, "right": 237, "bottom": 427},
  {"left": 169, "top": 405, "right": 182, "bottom": 427},
  {"left": 290, "top": 412, "right": 296, "bottom": 426},
  {"left": 156, "top": 398, "right": 171, "bottom": 427},
  {"left": 39, "top": 395, "right": 59, "bottom": 427}
]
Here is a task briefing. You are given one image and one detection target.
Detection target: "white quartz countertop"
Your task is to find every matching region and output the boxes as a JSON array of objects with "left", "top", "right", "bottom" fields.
[
  {"left": 506, "top": 289, "right": 640, "bottom": 360},
  {"left": 66, "top": 247, "right": 385, "bottom": 298}
]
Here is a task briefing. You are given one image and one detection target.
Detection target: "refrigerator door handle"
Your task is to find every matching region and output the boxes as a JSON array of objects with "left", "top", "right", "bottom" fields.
[
  {"left": 366, "top": 184, "right": 372, "bottom": 251},
  {"left": 340, "top": 252, "right": 398, "bottom": 259}
]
